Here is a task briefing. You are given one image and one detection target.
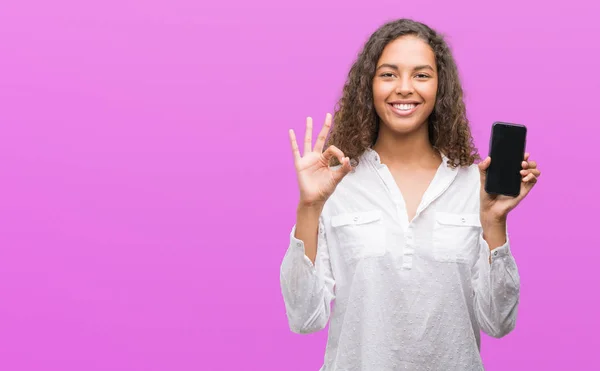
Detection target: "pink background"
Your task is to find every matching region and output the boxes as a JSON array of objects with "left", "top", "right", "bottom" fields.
[{"left": 1, "top": 0, "right": 599, "bottom": 370}]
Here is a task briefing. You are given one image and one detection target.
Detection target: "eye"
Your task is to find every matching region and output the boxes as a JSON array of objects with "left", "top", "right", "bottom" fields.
[
  {"left": 415, "top": 73, "right": 430, "bottom": 79},
  {"left": 380, "top": 73, "right": 395, "bottom": 78}
]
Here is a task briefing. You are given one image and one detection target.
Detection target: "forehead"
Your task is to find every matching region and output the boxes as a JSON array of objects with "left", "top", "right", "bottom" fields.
[{"left": 377, "top": 36, "right": 436, "bottom": 68}]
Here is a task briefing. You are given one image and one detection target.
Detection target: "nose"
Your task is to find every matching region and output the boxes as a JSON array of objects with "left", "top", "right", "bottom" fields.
[{"left": 395, "top": 77, "right": 413, "bottom": 96}]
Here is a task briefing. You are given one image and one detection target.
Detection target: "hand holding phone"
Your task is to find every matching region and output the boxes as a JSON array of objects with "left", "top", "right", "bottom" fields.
[{"left": 484, "top": 122, "right": 527, "bottom": 197}]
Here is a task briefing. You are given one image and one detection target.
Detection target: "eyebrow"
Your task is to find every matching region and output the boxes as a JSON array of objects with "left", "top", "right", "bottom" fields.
[{"left": 376, "top": 63, "right": 435, "bottom": 72}]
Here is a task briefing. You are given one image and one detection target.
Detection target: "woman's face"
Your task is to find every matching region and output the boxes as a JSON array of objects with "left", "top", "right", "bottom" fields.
[{"left": 372, "top": 35, "right": 438, "bottom": 137}]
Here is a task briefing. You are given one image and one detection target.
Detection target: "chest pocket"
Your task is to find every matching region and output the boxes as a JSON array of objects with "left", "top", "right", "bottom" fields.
[
  {"left": 331, "top": 210, "right": 386, "bottom": 261},
  {"left": 432, "top": 212, "right": 481, "bottom": 263}
]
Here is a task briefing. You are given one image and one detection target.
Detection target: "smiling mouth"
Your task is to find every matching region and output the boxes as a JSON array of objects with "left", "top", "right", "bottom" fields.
[
  {"left": 388, "top": 102, "right": 420, "bottom": 116},
  {"left": 390, "top": 103, "right": 418, "bottom": 111}
]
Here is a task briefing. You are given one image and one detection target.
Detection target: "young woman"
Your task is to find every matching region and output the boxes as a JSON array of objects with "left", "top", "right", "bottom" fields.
[{"left": 280, "top": 19, "right": 540, "bottom": 370}]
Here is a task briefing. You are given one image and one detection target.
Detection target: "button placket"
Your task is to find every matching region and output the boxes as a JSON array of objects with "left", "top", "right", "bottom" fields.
[{"left": 402, "top": 228, "right": 415, "bottom": 270}]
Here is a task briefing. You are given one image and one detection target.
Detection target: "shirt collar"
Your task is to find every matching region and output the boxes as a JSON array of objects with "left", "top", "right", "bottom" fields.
[
  {"left": 362, "top": 147, "right": 455, "bottom": 171},
  {"left": 362, "top": 147, "right": 459, "bottom": 206}
]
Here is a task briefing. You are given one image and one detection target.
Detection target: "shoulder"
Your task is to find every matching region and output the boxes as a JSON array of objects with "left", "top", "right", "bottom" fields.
[
  {"left": 321, "top": 156, "right": 377, "bottom": 216},
  {"left": 450, "top": 162, "right": 482, "bottom": 195},
  {"left": 462, "top": 162, "right": 481, "bottom": 181}
]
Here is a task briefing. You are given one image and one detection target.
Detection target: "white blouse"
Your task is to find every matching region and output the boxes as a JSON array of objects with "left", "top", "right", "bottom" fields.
[{"left": 280, "top": 148, "right": 520, "bottom": 371}]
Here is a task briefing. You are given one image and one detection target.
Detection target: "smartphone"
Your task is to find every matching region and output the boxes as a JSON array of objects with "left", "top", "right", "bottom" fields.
[{"left": 484, "top": 122, "right": 527, "bottom": 197}]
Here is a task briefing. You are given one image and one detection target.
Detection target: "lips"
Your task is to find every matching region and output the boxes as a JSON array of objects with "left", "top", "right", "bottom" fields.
[{"left": 388, "top": 102, "right": 420, "bottom": 117}]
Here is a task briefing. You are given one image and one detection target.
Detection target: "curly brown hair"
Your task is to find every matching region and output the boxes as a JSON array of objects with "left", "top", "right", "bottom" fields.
[{"left": 326, "top": 18, "right": 480, "bottom": 168}]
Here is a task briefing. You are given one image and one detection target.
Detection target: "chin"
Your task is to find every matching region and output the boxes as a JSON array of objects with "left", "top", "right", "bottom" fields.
[{"left": 383, "top": 115, "right": 425, "bottom": 134}]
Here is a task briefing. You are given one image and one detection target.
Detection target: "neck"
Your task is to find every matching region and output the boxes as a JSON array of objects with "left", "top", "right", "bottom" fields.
[{"left": 372, "top": 123, "right": 441, "bottom": 170}]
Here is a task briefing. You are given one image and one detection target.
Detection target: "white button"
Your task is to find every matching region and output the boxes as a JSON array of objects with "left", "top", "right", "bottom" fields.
[
  {"left": 461, "top": 217, "right": 466, "bottom": 223},
  {"left": 493, "top": 251, "right": 498, "bottom": 256},
  {"left": 353, "top": 216, "right": 359, "bottom": 222},
  {"left": 296, "top": 242, "right": 302, "bottom": 247}
]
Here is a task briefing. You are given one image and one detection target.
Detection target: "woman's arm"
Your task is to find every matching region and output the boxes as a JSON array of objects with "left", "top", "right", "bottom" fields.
[
  {"left": 471, "top": 218, "right": 520, "bottom": 338},
  {"left": 280, "top": 205, "right": 336, "bottom": 334},
  {"left": 471, "top": 153, "right": 540, "bottom": 337}
]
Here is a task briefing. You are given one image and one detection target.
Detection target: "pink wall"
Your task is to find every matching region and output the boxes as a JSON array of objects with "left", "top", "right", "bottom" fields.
[{"left": 1, "top": 0, "right": 599, "bottom": 369}]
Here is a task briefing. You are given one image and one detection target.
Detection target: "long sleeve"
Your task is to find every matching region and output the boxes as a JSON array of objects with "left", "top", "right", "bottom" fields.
[
  {"left": 471, "top": 232, "right": 520, "bottom": 338},
  {"left": 279, "top": 217, "right": 336, "bottom": 334}
]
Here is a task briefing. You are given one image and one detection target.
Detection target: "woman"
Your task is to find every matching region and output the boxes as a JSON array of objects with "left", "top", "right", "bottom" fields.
[{"left": 280, "top": 18, "right": 540, "bottom": 371}]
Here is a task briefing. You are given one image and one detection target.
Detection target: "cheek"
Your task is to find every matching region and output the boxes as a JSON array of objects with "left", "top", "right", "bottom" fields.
[
  {"left": 372, "top": 84, "right": 384, "bottom": 100},
  {"left": 419, "top": 84, "right": 438, "bottom": 108},
  {"left": 427, "top": 81, "right": 438, "bottom": 101},
  {"left": 372, "top": 86, "right": 388, "bottom": 109}
]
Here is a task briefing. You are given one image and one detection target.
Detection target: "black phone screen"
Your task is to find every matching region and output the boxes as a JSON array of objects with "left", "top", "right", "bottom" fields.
[{"left": 485, "top": 122, "right": 527, "bottom": 197}]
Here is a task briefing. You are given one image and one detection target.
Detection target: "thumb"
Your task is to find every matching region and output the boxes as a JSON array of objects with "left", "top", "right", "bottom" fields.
[
  {"left": 332, "top": 157, "right": 352, "bottom": 182},
  {"left": 478, "top": 156, "right": 491, "bottom": 185}
]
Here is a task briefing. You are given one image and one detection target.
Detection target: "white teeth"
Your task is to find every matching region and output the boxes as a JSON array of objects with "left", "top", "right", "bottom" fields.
[{"left": 393, "top": 103, "right": 416, "bottom": 111}]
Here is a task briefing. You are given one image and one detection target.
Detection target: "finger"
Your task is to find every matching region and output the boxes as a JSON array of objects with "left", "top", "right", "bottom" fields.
[
  {"left": 478, "top": 157, "right": 491, "bottom": 172},
  {"left": 521, "top": 168, "right": 541, "bottom": 177},
  {"left": 522, "top": 173, "right": 538, "bottom": 184},
  {"left": 304, "top": 117, "right": 313, "bottom": 155},
  {"left": 289, "top": 129, "right": 300, "bottom": 163},
  {"left": 314, "top": 113, "right": 332, "bottom": 153},
  {"left": 478, "top": 157, "right": 491, "bottom": 185},
  {"left": 343, "top": 157, "right": 353, "bottom": 173},
  {"left": 524, "top": 152, "right": 530, "bottom": 161},
  {"left": 332, "top": 156, "right": 353, "bottom": 181},
  {"left": 322, "top": 144, "right": 345, "bottom": 164},
  {"left": 522, "top": 160, "right": 529, "bottom": 169},
  {"left": 527, "top": 160, "right": 537, "bottom": 169}
]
